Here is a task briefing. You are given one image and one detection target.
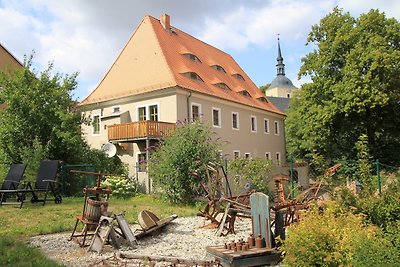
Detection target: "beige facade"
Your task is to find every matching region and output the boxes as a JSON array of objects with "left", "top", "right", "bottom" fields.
[{"left": 80, "top": 15, "right": 286, "bottom": 192}]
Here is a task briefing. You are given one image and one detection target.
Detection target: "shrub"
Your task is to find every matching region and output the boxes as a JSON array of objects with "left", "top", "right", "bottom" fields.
[
  {"left": 102, "top": 175, "right": 137, "bottom": 199},
  {"left": 149, "top": 120, "right": 223, "bottom": 203},
  {"left": 282, "top": 201, "right": 398, "bottom": 266}
]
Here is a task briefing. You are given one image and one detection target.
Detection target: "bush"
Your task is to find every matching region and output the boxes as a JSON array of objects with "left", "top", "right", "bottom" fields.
[
  {"left": 282, "top": 202, "right": 398, "bottom": 266},
  {"left": 149, "top": 120, "right": 223, "bottom": 203},
  {"left": 102, "top": 175, "right": 137, "bottom": 198}
]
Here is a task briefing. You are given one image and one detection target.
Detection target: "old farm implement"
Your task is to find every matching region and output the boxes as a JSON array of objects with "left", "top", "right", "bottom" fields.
[{"left": 195, "top": 162, "right": 254, "bottom": 236}]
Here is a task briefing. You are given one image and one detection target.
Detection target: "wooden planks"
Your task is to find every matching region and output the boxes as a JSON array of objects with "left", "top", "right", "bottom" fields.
[
  {"left": 206, "top": 245, "right": 281, "bottom": 267},
  {"left": 250, "top": 192, "right": 271, "bottom": 248},
  {"left": 115, "top": 213, "right": 138, "bottom": 248}
]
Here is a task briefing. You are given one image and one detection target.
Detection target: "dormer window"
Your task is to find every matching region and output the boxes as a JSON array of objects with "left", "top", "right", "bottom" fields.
[
  {"left": 239, "top": 90, "right": 251, "bottom": 97},
  {"left": 182, "top": 53, "right": 201, "bottom": 63},
  {"left": 214, "top": 83, "right": 231, "bottom": 91},
  {"left": 257, "top": 97, "right": 268, "bottom": 103},
  {"left": 211, "top": 65, "right": 226, "bottom": 73},
  {"left": 232, "top": 73, "right": 245, "bottom": 81},
  {"left": 182, "top": 72, "right": 204, "bottom": 82}
]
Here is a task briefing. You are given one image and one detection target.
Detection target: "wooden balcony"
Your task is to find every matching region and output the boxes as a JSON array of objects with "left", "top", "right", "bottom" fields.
[{"left": 107, "top": 121, "right": 175, "bottom": 142}]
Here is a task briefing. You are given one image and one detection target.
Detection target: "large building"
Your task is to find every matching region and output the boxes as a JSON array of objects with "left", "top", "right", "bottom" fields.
[{"left": 79, "top": 15, "right": 286, "bottom": 192}]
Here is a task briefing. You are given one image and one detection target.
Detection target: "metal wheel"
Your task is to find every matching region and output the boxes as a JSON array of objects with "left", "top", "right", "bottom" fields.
[
  {"left": 55, "top": 195, "right": 62, "bottom": 204},
  {"left": 31, "top": 195, "right": 38, "bottom": 203}
]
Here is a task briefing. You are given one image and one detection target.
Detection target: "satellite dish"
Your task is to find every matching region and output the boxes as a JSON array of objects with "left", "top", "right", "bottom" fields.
[{"left": 102, "top": 143, "right": 117, "bottom": 158}]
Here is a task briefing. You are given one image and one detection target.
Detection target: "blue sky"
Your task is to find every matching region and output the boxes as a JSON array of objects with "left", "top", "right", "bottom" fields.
[{"left": 1, "top": 0, "right": 399, "bottom": 101}]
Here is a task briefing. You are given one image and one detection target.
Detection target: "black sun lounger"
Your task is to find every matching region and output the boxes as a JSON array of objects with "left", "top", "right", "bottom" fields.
[
  {"left": 0, "top": 163, "right": 27, "bottom": 206},
  {"left": 20, "top": 159, "right": 62, "bottom": 207}
]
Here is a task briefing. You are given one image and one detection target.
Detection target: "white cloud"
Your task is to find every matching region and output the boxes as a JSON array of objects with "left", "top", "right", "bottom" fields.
[
  {"left": 199, "top": 0, "right": 336, "bottom": 51},
  {"left": 1, "top": 0, "right": 400, "bottom": 98},
  {"left": 338, "top": 0, "right": 400, "bottom": 20}
]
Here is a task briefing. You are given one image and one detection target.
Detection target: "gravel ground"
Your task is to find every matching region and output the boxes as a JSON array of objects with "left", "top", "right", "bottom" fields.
[{"left": 29, "top": 216, "right": 266, "bottom": 266}]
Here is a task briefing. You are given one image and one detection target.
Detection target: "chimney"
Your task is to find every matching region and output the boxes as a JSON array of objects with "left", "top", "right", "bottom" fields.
[{"left": 160, "top": 14, "right": 171, "bottom": 31}]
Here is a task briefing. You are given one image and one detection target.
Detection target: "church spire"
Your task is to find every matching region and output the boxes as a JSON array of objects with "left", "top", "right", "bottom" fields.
[{"left": 276, "top": 35, "right": 285, "bottom": 76}]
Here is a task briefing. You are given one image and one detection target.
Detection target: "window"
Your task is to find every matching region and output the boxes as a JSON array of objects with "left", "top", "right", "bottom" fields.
[
  {"left": 251, "top": 116, "right": 257, "bottom": 132},
  {"left": 211, "top": 65, "right": 226, "bottom": 73},
  {"left": 214, "top": 83, "right": 231, "bottom": 91},
  {"left": 244, "top": 153, "right": 251, "bottom": 159},
  {"left": 149, "top": 105, "right": 158, "bottom": 121},
  {"left": 239, "top": 90, "right": 250, "bottom": 97},
  {"left": 276, "top": 152, "right": 281, "bottom": 165},
  {"left": 287, "top": 93, "right": 290, "bottom": 98},
  {"left": 182, "top": 72, "right": 204, "bottom": 82},
  {"left": 274, "top": 121, "right": 279, "bottom": 135},
  {"left": 112, "top": 106, "right": 120, "bottom": 113},
  {"left": 232, "top": 73, "right": 245, "bottom": 81},
  {"left": 257, "top": 97, "right": 268, "bottom": 103},
  {"left": 212, "top": 108, "right": 221, "bottom": 128},
  {"left": 138, "top": 104, "right": 158, "bottom": 121},
  {"left": 264, "top": 119, "right": 270, "bottom": 134},
  {"left": 265, "top": 152, "right": 271, "bottom": 160},
  {"left": 138, "top": 107, "right": 146, "bottom": 121},
  {"left": 137, "top": 153, "right": 147, "bottom": 172},
  {"left": 92, "top": 115, "right": 100, "bottom": 135},
  {"left": 191, "top": 103, "right": 201, "bottom": 121},
  {"left": 182, "top": 53, "right": 202, "bottom": 63},
  {"left": 232, "top": 112, "right": 239, "bottom": 130},
  {"left": 233, "top": 151, "right": 240, "bottom": 159}
]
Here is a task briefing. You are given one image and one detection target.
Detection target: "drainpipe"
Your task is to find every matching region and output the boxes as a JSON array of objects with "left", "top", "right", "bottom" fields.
[{"left": 187, "top": 90, "right": 192, "bottom": 121}]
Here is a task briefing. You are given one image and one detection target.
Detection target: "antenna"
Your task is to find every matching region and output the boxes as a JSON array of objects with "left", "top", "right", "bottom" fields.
[{"left": 101, "top": 143, "right": 117, "bottom": 158}]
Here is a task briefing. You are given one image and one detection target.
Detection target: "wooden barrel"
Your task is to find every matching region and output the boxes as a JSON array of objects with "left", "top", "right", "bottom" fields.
[{"left": 84, "top": 197, "right": 108, "bottom": 222}]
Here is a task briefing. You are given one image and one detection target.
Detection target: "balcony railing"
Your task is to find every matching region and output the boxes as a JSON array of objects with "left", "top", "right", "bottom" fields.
[{"left": 107, "top": 121, "right": 175, "bottom": 141}]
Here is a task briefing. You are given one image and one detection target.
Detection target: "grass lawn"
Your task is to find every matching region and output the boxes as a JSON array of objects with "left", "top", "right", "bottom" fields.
[{"left": 0, "top": 194, "right": 199, "bottom": 266}]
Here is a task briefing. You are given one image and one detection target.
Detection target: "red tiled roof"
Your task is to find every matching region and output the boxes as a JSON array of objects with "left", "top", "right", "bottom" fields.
[{"left": 80, "top": 15, "right": 284, "bottom": 115}]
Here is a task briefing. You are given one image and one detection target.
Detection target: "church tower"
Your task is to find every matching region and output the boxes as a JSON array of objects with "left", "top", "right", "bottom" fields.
[{"left": 265, "top": 37, "right": 298, "bottom": 98}]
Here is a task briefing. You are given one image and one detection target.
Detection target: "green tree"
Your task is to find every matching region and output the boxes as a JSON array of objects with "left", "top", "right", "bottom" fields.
[
  {"left": 0, "top": 55, "right": 85, "bottom": 163},
  {"left": 149, "top": 120, "right": 223, "bottom": 203},
  {"left": 259, "top": 83, "right": 270, "bottom": 94},
  {"left": 286, "top": 8, "right": 400, "bottom": 164},
  {"left": 0, "top": 55, "right": 125, "bottom": 175}
]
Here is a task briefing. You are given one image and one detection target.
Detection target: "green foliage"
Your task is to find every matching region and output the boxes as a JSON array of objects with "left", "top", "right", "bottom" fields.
[
  {"left": 259, "top": 83, "right": 270, "bottom": 94},
  {"left": 356, "top": 179, "right": 400, "bottom": 230},
  {"left": 149, "top": 120, "right": 223, "bottom": 203},
  {"left": 228, "top": 158, "right": 272, "bottom": 194},
  {"left": 0, "top": 55, "right": 83, "bottom": 164},
  {"left": 102, "top": 175, "right": 137, "bottom": 198},
  {"left": 355, "top": 134, "right": 373, "bottom": 186},
  {"left": 282, "top": 202, "right": 398, "bottom": 266},
  {"left": 286, "top": 8, "right": 400, "bottom": 164},
  {"left": 0, "top": 55, "right": 125, "bottom": 181},
  {"left": 19, "top": 138, "right": 50, "bottom": 182}
]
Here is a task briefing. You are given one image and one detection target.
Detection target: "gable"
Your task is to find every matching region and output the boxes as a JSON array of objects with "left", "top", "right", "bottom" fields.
[{"left": 80, "top": 15, "right": 283, "bottom": 116}]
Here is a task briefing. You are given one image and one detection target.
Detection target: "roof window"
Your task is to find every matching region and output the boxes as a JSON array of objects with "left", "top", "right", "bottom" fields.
[
  {"left": 211, "top": 65, "right": 226, "bottom": 73},
  {"left": 214, "top": 83, "right": 231, "bottom": 91},
  {"left": 239, "top": 90, "right": 251, "bottom": 97},
  {"left": 182, "top": 72, "right": 204, "bottom": 82},
  {"left": 232, "top": 73, "right": 245, "bottom": 81},
  {"left": 257, "top": 97, "right": 268, "bottom": 103},
  {"left": 182, "top": 53, "right": 202, "bottom": 63}
]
